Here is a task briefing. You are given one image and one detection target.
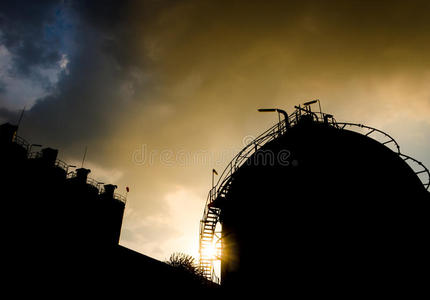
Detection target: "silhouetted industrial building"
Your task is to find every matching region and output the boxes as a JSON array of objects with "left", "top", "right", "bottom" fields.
[
  {"left": 200, "top": 102, "right": 430, "bottom": 293},
  {"left": 0, "top": 122, "right": 214, "bottom": 294},
  {"left": 0, "top": 122, "right": 126, "bottom": 252}
]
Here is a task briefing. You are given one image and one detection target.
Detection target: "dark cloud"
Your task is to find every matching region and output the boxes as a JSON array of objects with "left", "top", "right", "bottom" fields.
[
  {"left": 0, "top": 106, "right": 18, "bottom": 123},
  {"left": 0, "top": 0, "right": 150, "bottom": 160},
  {"left": 0, "top": 0, "right": 62, "bottom": 76},
  {"left": 0, "top": 80, "right": 5, "bottom": 93}
]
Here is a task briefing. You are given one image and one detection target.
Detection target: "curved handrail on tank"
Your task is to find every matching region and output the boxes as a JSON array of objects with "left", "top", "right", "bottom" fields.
[
  {"left": 336, "top": 122, "right": 401, "bottom": 153},
  {"left": 337, "top": 123, "right": 429, "bottom": 191},
  {"left": 203, "top": 120, "right": 429, "bottom": 208},
  {"left": 199, "top": 109, "right": 338, "bottom": 238},
  {"left": 201, "top": 120, "right": 285, "bottom": 220},
  {"left": 399, "top": 153, "right": 430, "bottom": 191},
  {"left": 203, "top": 108, "right": 336, "bottom": 213}
]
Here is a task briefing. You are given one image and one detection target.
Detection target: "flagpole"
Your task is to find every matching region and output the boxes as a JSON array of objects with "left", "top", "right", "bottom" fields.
[{"left": 212, "top": 169, "right": 218, "bottom": 188}]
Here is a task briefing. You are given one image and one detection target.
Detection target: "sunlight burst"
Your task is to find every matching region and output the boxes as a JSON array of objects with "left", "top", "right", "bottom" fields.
[{"left": 201, "top": 242, "right": 220, "bottom": 260}]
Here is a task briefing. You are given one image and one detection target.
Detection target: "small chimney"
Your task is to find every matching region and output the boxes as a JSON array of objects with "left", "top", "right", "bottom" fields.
[
  {"left": 76, "top": 168, "right": 91, "bottom": 184},
  {"left": 41, "top": 148, "right": 58, "bottom": 166},
  {"left": 0, "top": 123, "right": 18, "bottom": 144},
  {"left": 103, "top": 184, "right": 118, "bottom": 199}
]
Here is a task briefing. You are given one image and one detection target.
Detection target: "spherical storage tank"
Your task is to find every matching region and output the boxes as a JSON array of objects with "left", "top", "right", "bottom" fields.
[{"left": 199, "top": 102, "right": 430, "bottom": 292}]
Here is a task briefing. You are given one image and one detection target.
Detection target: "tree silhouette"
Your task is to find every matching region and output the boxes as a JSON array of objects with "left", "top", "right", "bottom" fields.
[{"left": 165, "top": 252, "right": 204, "bottom": 278}]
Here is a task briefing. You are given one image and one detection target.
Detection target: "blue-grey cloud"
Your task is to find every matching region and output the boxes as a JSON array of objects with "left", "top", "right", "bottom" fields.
[{"left": 0, "top": 0, "right": 62, "bottom": 76}]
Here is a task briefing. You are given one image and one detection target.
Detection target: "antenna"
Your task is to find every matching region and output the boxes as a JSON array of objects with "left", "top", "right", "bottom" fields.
[
  {"left": 81, "top": 146, "right": 87, "bottom": 168},
  {"left": 16, "top": 106, "right": 26, "bottom": 135}
]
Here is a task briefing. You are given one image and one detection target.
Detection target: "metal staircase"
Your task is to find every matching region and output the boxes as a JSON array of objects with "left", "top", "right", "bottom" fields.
[{"left": 199, "top": 207, "right": 221, "bottom": 280}]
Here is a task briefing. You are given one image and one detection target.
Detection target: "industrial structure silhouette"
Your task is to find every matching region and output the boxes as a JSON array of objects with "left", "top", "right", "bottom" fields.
[
  {"left": 0, "top": 122, "right": 213, "bottom": 294},
  {"left": 200, "top": 101, "right": 430, "bottom": 292},
  {"left": 1, "top": 100, "right": 428, "bottom": 294}
]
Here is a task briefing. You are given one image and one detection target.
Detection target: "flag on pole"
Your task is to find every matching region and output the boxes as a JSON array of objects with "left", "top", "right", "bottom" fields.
[{"left": 212, "top": 169, "right": 218, "bottom": 175}]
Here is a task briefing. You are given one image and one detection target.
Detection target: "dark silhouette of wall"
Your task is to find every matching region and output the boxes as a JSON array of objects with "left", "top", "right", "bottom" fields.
[
  {"left": 0, "top": 122, "right": 215, "bottom": 294},
  {"left": 0, "top": 123, "right": 125, "bottom": 253}
]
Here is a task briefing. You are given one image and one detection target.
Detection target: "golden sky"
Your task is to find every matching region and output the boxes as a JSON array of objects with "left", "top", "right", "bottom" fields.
[{"left": 1, "top": 0, "right": 429, "bottom": 260}]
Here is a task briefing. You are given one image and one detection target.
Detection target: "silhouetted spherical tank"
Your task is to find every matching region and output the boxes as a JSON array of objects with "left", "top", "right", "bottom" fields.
[{"left": 215, "top": 115, "right": 429, "bottom": 292}]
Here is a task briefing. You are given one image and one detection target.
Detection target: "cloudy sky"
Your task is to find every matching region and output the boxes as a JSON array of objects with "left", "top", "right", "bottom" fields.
[{"left": 1, "top": 0, "right": 429, "bottom": 261}]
